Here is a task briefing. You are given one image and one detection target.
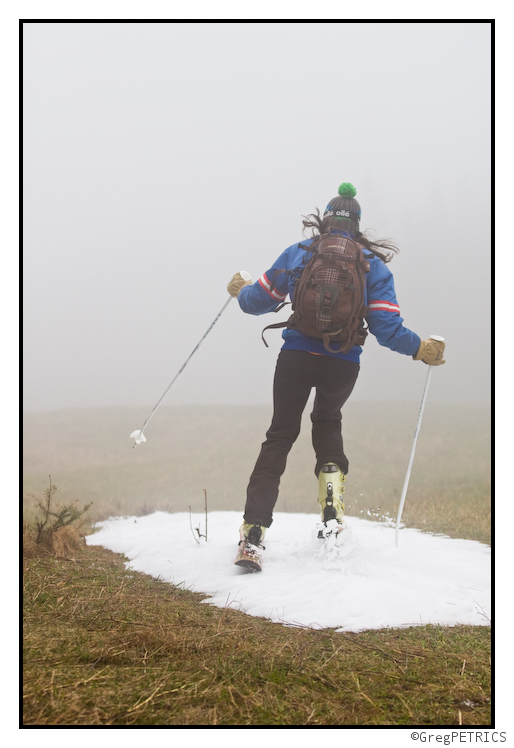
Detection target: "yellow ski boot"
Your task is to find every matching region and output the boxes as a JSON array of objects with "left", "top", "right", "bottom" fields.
[{"left": 317, "top": 463, "right": 346, "bottom": 539}]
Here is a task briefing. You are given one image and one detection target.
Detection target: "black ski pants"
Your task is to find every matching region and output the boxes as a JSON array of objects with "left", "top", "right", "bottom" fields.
[{"left": 244, "top": 349, "right": 360, "bottom": 527}]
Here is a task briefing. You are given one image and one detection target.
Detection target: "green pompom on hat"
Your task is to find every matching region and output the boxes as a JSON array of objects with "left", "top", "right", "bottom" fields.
[{"left": 337, "top": 183, "right": 357, "bottom": 199}]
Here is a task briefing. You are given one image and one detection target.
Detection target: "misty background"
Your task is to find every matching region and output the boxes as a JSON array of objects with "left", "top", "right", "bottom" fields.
[
  {"left": 18, "top": 19, "right": 496, "bottom": 728},
  {"left": 23, "top": 22, "right": 491, "bottom": 414}
]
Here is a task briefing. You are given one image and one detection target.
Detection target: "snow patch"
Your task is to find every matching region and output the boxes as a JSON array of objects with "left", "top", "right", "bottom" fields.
[{"left": 86, "top": 511, "right": 490, "bottom": 633}]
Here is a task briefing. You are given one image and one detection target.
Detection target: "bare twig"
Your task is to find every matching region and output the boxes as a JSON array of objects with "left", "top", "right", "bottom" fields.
[
  {"left": 204, "top": 489, "right": 208, "bottom": 542},
  {"left": 190, "top": 491, "right": 209, "bottom": 542},
  {"left": 189, "top": 507, "right": 200, "bottom": 545}
]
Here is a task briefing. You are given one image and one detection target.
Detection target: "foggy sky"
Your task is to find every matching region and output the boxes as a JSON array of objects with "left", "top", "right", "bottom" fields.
[{"left": 23, "top": 22, "right": 491, "bottom": 412}]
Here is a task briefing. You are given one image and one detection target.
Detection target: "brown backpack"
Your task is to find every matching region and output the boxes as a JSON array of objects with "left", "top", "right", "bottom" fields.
[{"left": 262, "top": 230, "right": 370, "bottom": 354}]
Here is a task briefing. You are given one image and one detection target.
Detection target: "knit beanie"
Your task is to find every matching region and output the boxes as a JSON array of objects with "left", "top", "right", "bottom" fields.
[{"left": 323, "top": 183, "right": 361, "bottom": 235}]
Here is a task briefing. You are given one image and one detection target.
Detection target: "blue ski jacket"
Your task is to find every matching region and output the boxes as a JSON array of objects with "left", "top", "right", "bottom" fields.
[{"left": 237, "top": 231, "right": 421, "bottom": 363}]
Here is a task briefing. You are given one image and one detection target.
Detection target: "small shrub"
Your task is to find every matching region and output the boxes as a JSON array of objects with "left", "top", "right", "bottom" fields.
[{"left": 26, "top": 476, "right": 93, "bottom": 558}]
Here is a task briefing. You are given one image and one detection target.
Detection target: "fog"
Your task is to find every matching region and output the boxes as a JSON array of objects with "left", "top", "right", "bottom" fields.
[{"left": 23, "top": 22, "right": 491, "bottom": 412}]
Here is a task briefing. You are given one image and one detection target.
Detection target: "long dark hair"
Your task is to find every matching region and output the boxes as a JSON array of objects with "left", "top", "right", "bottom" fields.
[{"left": 301, "top": 208, "right": 399, "bottom": 264}]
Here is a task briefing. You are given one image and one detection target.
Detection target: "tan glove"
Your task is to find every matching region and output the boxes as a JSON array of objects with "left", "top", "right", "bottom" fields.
[
  {"left": 414, "top": 337, "right": 446, "bottom": 366},
  {"left": 227, "top": 271, "right": 252, "bottom": 298}
]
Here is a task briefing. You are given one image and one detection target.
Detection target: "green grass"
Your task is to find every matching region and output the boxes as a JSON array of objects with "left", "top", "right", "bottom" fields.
[{"left": 23, "top": 540, "right": 491, "bottom": 726}]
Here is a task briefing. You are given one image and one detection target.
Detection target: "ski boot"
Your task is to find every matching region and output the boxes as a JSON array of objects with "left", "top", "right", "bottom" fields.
[
  {"left": 317, "top": 463, "right": 346, "bottom": 539},
  {"left": 234, "top": 522, "right": 266, "bottom": 572}
]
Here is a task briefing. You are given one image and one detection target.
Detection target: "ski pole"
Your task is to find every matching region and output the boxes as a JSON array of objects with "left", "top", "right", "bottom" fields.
[
  {"left": 130, "top": 271, "right": 251, "bottom": 447},
  {"left": 394, "top": 335, "right": 444, "bottom": 546}
]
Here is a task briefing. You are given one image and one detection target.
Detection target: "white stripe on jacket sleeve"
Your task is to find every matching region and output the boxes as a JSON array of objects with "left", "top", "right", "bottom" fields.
[
  {"left": 368, "top": 299, "right": 400, "bottom": 313},
  {"left": 258, "top": 272, "right": 288, "bottom": 301}
]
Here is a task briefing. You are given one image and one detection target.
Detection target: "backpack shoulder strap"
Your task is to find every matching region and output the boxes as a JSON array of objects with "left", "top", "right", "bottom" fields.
[{"left": 260, "top": 236, "right": 321, "bottom": 347}]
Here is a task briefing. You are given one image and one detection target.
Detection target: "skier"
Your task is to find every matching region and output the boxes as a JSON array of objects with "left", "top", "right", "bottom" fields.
[{"left": 227, "top": 183, "right": 445, "bottom": 571}]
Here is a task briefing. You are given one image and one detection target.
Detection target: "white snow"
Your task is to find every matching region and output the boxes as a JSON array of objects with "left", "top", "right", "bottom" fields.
[{"left": 86, "top": 511, "right": 490, "bottom": 633}]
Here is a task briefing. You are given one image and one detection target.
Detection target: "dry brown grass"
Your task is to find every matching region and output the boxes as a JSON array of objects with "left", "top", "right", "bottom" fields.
[
  {"left": 23, "top": 541, "right": 491, "bottom": 726},
  {"left": 23, "top": 523, "right": 83, "bottom": 560},
  {"left": 22, "top": 404, "right": 491, "bottom": 725}
]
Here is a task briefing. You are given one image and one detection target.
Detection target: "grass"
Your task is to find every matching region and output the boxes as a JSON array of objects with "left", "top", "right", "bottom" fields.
[
  {"left": 23, "top": 536, "right": 491, "bottom": 726},
  {"left": 22, "top": 402, "right": 491, "bottom": 726},
  {"left": 22, "top": 403, "right": 491, "bottom": 543}
]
